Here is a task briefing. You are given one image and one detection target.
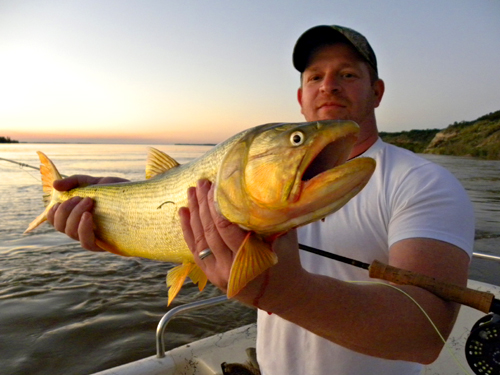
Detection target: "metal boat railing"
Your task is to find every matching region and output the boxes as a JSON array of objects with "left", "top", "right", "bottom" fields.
[
  {"left": 156, "top": 295, "right": 229, "bottom": 358},
  {"left": 473, "top": 252, "right": 500, "bottom": 262},
  {"left": 155, "top": 253, "right": 500, "bottom": 359}
]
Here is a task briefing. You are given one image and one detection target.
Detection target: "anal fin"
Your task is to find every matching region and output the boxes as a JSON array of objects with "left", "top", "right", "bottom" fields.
[
  {"left": 166, "top": 263, "right": 194, "bottom": 306},
  {"left": 166, "top": 263, "right": 208, "bottom": 306},
  {"left": 227, "top": 232, "right": 278, "bottom": 298},
  {"left": 188, "top": 264, "right": 208, "bottom": 292}
]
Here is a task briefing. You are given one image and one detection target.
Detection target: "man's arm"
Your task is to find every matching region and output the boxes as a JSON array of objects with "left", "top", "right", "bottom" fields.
[
  {"left": 47, "top": 175, "right": 129, "bottom": 251},
  {"left": 179, "top": 179, "right": 469, "bottom": 364}
]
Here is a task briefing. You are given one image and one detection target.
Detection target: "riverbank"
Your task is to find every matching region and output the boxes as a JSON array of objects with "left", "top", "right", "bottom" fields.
[{"left": 380, "top": 109, "right": 500, "bottom": 159}]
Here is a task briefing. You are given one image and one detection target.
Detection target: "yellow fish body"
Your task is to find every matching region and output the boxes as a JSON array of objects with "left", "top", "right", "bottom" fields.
[{"left": 25, "top": 121, "right": 376, "bottom": 304}]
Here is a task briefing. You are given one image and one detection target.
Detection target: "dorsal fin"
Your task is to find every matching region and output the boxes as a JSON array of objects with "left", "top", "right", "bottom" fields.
[{"left": 145, "top": 147, "right": 180, "bottom": 179}]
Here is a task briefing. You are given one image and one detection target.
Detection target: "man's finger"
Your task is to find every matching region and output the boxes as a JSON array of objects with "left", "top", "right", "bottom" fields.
[
  {"left": 52, "top": 197, "right": 83, "bottom": 235},
  {"left": 195, "top": 180, "right": 221, "bottom": 246},
  {"left": 179, "top": 206, "right": 195, "bottom": 251},
  {"left": 186, "top": 185, "right": 210, "bottom": 253},
  {"left": 78, "top": 212, "right": 104, "bottom": 252},
  {"left": 52, "top": 175, "right": 99, "bottom": 192},
  {"left": 207, "top": 182, "right": 247, "bottom": 252},
  {"left": 65, "top": 197, "right": 94, "bottom": 240}
]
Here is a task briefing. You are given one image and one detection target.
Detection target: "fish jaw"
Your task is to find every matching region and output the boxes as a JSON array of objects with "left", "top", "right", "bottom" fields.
[
  {"left": 215, "top": 120, "right": 375, "bottom": 234},
  {"left": 251, "top": 156, "right": 376, "bottom": 234}
]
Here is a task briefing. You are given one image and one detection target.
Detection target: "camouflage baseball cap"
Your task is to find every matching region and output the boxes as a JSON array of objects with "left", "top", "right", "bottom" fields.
[{"left": 293, "top": 25, "right": 378, "bottom": 74}]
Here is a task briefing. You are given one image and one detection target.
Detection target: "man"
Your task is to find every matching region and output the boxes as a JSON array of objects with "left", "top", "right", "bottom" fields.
[{"left": 49, "top": 25, "right": 474, "bottom": 374}]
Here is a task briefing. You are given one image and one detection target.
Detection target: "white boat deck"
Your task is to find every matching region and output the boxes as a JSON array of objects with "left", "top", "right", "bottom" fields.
[{"left": 93, "top": 279, "right": 500, "bottom": 375}]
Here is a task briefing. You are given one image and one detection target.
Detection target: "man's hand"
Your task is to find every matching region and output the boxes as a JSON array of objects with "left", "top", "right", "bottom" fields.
[
  {"left": 179, "top": 179, "right": 305, "bottom": 310},
  {"left": 179, "top": 179, "right": 246, "bottom": 291},
  {"left": 47, "top": 175, "right": 128, "bottom": 252}
]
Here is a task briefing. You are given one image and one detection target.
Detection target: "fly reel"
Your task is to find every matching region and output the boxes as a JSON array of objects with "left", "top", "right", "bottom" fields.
[{"left": 466, "top": 314, "right": 500, "bottom": 374}]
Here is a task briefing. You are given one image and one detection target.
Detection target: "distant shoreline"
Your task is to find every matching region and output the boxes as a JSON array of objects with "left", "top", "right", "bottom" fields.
[
  {"left": 174, "top": 143, "right": 216, "bottom": 146},
  {"left": 1, "top": 140, "right": 217, "bottom": 146},
  {"left": 0, "top": 137, "right": 19, "bottom": 144}
]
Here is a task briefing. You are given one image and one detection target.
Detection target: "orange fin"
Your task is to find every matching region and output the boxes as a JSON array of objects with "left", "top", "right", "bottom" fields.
[
  {"left": 24, "top": 152, "right": 63, "bottom": 233},
  {"left": 37, "top": 151, "right": 63, "bottom": 205},
  {"left": 166, "top": 263, "right": 208, "bottom": 305},
  {"left": 24, "top": 211, "right": 50, "bottom": 234},
  {"left": 166, "top": 263, "right": 193, "bottom": 306},
  {"left": 145, "top": 147, "right": 180, "bottom": 179},
  {"left": 95, "top": 239, "right": 129, "bottom": 257},
  {"left": 188, "top": 264, "right": 208, "bottom": 292},
  {"left": 227, "top": 232, "right": 278, "bottom": 298}
]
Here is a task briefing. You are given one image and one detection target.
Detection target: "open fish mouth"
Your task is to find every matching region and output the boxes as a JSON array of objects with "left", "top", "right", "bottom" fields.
[
  {"left": 286, "top": 129, "right": 360, "bottom": 204},
  {"left": 278, "top": 130, "right": 375, "bottom": 234},
  {"left": 215, "top": 120, "right": 376, "bottom": 235},
  {"left": 301, "top": 134, "right": 356, "bottom": 182}
]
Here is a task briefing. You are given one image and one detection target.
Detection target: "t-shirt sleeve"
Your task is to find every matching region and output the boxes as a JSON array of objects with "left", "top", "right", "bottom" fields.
[{"left": 387, "top": 162, "right": 475, "bottom": 257}]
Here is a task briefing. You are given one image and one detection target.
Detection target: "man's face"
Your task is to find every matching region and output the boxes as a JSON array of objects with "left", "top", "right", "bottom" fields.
[{"left": 297, "top": 43, "right": 384, "bottom": 128}]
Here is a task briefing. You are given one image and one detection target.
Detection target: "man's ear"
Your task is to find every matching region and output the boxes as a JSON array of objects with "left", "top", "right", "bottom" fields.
[
  {"left": 373, "top": 79, "right": 385, "bottom": 108},
  {"left": 297, "top": 87, "right": 304, "bottom": 114}
]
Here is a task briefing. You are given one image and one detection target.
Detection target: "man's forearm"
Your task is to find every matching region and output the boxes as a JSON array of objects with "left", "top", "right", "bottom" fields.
[{"left": 251, "top": 270, "right": 458, "bottom": 364}]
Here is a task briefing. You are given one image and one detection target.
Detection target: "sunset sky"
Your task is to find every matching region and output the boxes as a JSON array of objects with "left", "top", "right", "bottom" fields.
[{"left": 1, "top": 0, "right": 499, "bottom": 144}]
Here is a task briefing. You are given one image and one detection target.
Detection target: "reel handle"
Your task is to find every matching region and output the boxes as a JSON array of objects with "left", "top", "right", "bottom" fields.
[{"left": 369, "top": 260, "right": 495, "bottom": 313}]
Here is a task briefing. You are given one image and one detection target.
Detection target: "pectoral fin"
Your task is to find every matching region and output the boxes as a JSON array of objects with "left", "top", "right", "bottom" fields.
[{"left": 227, "top": 233, "right": 278, "bottom": 298}]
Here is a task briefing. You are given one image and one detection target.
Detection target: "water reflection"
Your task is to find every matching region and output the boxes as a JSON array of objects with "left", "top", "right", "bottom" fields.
[{"left": 0, "top": 144, "right": 499, "bottom": 374}]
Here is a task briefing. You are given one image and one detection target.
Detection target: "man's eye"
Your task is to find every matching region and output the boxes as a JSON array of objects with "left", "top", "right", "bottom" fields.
[{"left": 342, "top": 72, "right": 357, "bottom": 79}]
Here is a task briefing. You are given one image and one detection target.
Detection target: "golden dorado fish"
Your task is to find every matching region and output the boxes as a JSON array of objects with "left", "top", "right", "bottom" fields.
[{"left": 25, "top": 120, "right": 376, "bottom": 305}]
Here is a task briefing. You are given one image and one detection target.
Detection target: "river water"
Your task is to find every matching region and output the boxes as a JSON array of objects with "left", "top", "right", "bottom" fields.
[{"left": 0, "top": 143, "right": 499, "bottom": 375}]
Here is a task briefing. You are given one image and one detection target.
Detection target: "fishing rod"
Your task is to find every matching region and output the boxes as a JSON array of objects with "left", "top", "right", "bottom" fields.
[
  {"left": 3, "top": 154, "right": 497, "bottom": 313},
  {"left": 299, "top": 243, "right": 500, "bottom": 314},
  {"left": 299, "top": 243, "right": 500, "bottom": 374},
  {"left": 3, "top": 155, "right": 499, "bottom": 371}
]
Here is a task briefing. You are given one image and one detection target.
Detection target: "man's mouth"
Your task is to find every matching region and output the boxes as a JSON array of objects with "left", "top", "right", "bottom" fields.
[{"left": 319, "top": 102, "right": 346, "bottom": 110}]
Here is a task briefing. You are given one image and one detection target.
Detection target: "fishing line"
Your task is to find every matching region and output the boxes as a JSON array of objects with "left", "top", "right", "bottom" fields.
[
  {"left": 299, "top": 243, "right": 500, "bottom": 374},
  {"left": 0, "top": 157, "right": 40, "bottom": 172},
  {"left": 0, "top": 157, "right": 41, "bottom": 182},
  {"left": 0, "top": 156, "right": 67, "bottom": 180},
  {"left": 348, "top": 280, "right": 472, "bottom": 375}
]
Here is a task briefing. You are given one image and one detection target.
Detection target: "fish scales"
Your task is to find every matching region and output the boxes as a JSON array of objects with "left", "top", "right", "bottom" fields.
[
  {"left": 51, "top": 129, "right": 250, "bottom": 263},
  {"left": 25, "top": 121, "right": 376, "bottom": 304}
]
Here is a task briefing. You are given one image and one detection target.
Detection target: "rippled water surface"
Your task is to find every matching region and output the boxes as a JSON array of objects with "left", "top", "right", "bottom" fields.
[
  {"left": 0, "top": 144, "right": 256, "bottom": 375},
  {"left": 0, "top": 144, "right": 499, "bottom": 375}
]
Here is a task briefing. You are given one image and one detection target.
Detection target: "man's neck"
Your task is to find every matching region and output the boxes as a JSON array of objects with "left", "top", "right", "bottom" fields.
[{"left": 349, "top": 132, "right": 378, "bottom": 159}]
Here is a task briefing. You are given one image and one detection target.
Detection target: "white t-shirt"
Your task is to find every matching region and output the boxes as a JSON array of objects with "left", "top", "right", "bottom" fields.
[{"left": 256, "top": 138, "right": 475, "bottom": 375}]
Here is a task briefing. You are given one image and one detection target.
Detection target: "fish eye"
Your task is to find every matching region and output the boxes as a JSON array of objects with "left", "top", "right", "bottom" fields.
[{"left": 290, "top": 131, "right": 305, "bottom": 146}]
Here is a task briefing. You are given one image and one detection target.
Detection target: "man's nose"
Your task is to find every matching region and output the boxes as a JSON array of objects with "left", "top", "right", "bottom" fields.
[{"left": 320, "top": 74, "right": 341, "bottom": 93}]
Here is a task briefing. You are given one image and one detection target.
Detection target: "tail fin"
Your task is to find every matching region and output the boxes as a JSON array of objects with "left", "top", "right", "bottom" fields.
[{"left": 24, "top": 152, "right": 63, "bottom": 233}]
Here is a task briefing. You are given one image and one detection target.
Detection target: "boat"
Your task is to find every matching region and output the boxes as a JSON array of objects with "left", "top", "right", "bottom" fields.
[{"left": 92, "top": 252, "right": 500, "bottom": 375}]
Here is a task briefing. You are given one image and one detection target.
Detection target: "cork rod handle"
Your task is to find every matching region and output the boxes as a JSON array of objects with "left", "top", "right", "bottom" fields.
[{"left": 369, "top": 260, "right": 495, "bottom": 313}]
